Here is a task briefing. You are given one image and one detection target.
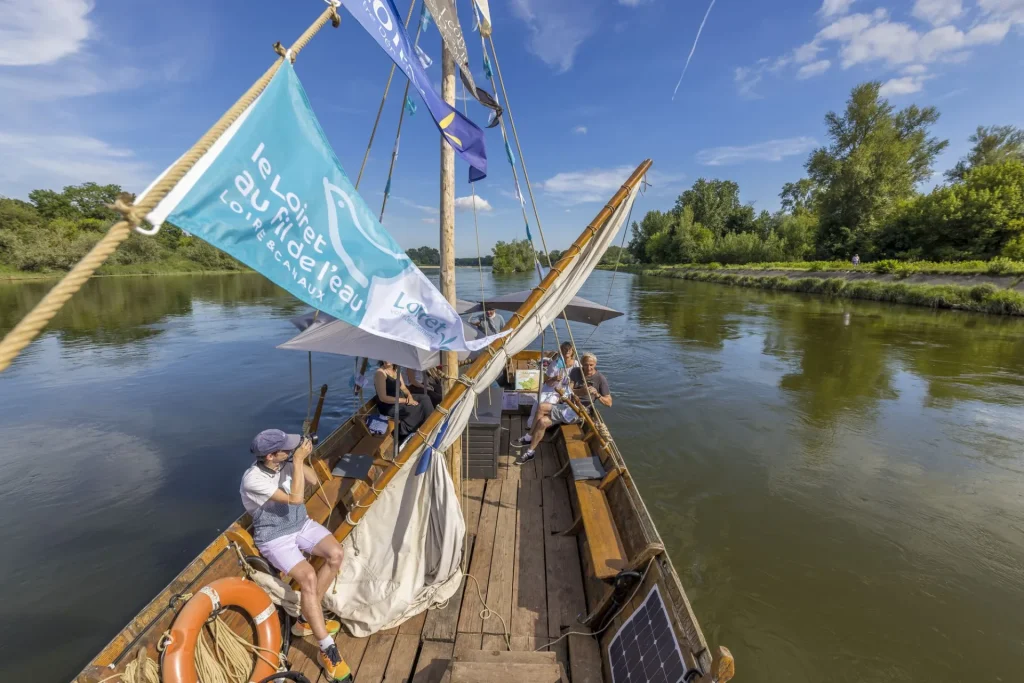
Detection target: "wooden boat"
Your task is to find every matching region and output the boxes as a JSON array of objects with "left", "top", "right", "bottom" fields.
[{"left": 71, "top": 164, "right": 734, "bottom": 683}]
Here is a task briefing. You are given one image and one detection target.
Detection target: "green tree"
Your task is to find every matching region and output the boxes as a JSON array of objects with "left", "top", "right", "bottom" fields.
[
  {"left": 674, "top": 178, "right": 742, "bottom": 237},
  {"left": 807, "top": 82, "right": 948, "bottom": 259},
  {"left": 945, "top": 125, "right": 1024, "bottom": 182},
  {"left": 406, "top": 246, "right": 440, "bottom": 266},
  {"left": 880, "top": 159, "right": 1024, "bottom": 260},
  {"left": 779, "top": 179, "right": 819, "bottom": 214},
  {"left": 28, "top": 182, "right": 124, "bottom": 221},
  {"left": 600, "top": 245, "right": 634, "bottom": 266},
  {"left": 491, "top": 238, "right": 535, "bottom": 274},
  {"left": 628, "top": 210, "right": 674, "bottom": 263}
]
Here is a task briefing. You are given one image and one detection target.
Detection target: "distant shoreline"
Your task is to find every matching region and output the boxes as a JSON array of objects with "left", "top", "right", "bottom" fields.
[{"left": 622, "top": 265, "right": 1024, "bottom": 316}]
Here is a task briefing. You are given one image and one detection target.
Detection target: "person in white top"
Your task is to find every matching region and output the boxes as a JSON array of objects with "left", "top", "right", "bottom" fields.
[{"left": 240, "top": 429, "right": 351, "bottom": 681}]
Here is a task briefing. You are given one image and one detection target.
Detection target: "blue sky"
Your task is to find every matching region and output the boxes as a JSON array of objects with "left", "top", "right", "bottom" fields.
[{"left": 1, "top": 0, "right": 1022, "bottom": 256}]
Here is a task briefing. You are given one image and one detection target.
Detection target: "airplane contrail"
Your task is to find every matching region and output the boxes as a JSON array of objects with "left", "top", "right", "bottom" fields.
[{"left": 672, "top": 0, "right": 717, "bottom": 101}]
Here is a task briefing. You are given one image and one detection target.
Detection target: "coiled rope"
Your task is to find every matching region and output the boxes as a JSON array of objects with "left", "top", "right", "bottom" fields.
[{"left": 0, "top": 3, "right": 342, "bottom": 374}]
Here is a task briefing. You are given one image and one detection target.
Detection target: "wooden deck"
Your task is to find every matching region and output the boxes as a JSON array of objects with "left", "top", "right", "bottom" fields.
[{"left": 285, "top": 411, "right": 601, "bottom": 682}]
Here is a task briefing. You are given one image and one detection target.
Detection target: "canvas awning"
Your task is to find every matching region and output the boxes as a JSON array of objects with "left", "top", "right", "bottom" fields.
[{"left": 463, "top": 291, "right": 623, "bottom": 326}]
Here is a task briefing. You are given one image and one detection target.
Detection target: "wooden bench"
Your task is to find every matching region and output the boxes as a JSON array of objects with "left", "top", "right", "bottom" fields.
[{"left": 555, "top": 423, "right": 627, "bottom": 581}]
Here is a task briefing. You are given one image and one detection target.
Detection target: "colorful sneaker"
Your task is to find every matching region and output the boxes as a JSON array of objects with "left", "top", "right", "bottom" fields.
[
  {"left": 319, "top": 644, "right": 353, "bottom": 682},
  {"left": 292, "top": 618, "right": 341, "bottom": 637},
  {"left": 514, "top": 449, "right": 536, "bottom": 466}
]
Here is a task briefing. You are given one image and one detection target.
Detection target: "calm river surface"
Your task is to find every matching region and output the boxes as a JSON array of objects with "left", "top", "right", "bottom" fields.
[{"left": 2, "top": 270, "right": 1023, "bottom": 682}]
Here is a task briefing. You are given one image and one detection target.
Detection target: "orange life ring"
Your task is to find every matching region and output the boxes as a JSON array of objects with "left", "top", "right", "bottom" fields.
[{"left": 163, "top": 577, "right": 282, "bottom": 683}]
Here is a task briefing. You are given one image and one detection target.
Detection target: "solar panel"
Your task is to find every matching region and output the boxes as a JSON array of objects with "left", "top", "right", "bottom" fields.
[{"left": 609, "top": 584, "right": 687, "bottom": 683}]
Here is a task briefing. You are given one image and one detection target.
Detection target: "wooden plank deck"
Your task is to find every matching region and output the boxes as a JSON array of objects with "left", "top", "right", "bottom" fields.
[{"left": 291, "top": 412, "right": 603, "bottom": 682}]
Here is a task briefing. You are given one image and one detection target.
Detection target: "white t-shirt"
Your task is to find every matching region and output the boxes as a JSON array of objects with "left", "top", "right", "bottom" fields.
[{"left": 240, "top": 461, "right": 293, "bottom": 515}]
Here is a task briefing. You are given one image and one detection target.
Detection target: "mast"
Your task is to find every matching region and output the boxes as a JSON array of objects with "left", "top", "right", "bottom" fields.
[{"left": 439, "top": 41, "right": 462, "bottom": 497}]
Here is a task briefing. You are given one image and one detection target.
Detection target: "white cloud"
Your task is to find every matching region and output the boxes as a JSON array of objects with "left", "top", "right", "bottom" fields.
[
  {"left": 902, "top": 64, "right": 928, "bottom": 74},
  {"left": 879, "top": 75, "right": 927, "bottom": 96},
  {"left": 421, "top": 217, "right": 438, "bottom": 224},
  {"left": 541, "top": 165, "right": 636, "bottom": 204},
  {"left": 912, "top": 0, "right": 963, "bottom": 26},
  {"left": 818, "top": 0, "right": 857, "bottom": 19},
  {"left": 617, "top": 0, "right": 649, "bottom": 5},
  {"left": 817, "top": 11, "right": 882, "bottom": 40},
  {"left": 793, "top": 41, "right": 824, "bottom": 64},
  {"left": 0, "top": 132, "right": 150, "bottom": 196},
  {"left": 979, "top": 0, "right": 1024, "bottom": 24},
  {"left": 510, "top": 0, "right": 596, "bottom": 73},
  {"left": 454, "top": 195, "right": 493, "bottom": 212},
  {"left": 696, "top": 137, "right": 817, "bottom": 166},
  {"left": 395, "top": 197, "right": 436, "bottom": 214},
  {"left": 797, "top": 59, "right": 832, "bottom": 79},
  {"left": 0, "top": 0, "right": 92, "bottom": 66},
  {"left": 572, "top": 125, "right": 588, "bottom": 135},
  {"left": 966, "top": 21, "right": 1011, "bottom": 43}
]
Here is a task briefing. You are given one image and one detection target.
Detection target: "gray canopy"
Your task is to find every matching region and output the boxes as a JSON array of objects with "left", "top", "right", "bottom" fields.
[
  {"left": 463, "top": 291, "right": 623, "bottom": 326},
  {"left": 280, "top": 310, "right": 480, "bottom": 370}
]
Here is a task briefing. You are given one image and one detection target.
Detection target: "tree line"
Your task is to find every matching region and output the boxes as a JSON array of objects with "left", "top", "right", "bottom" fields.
[
  {"left": 628, "top": 82, "right": 1024, "bottom": 266},
  {"left": 0, "top": 183, "right": 242, "bottom": 274}
]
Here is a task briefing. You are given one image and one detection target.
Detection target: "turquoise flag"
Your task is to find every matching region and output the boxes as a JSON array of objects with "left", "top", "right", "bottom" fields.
[{"left": 141, "top": 62, "right": 496, "bottom": 353}]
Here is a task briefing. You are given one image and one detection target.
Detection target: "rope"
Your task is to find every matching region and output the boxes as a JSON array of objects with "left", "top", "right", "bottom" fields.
[
  {"left": 354, "top": 0, "right": 417, "bottom": 188},
  {"left": 464, "top": 573, "right": 512, "bottom": 651},
  {"left": 194, "top": 615, "right": 284, "bottom": 683},
  {"left": 378, "top": 7, "right": 426, "bottom": 222},
  {"left": 96, "top": 649, "right": 160, "bottom": 683},
  {"left": 0, "top": 5, "right": 341, "bottom": 374},
  {"left": 534, "top": 558, "right": 655, "bottom": 652}
]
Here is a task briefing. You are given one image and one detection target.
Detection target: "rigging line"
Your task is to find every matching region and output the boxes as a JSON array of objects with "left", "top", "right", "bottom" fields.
[
  {"left": 485, "top": 31, "right": 585, "bottom": 369},
  {"left": 377, "top": 6, "right": 426, "bottom": 222},
  {"left": 354, "top": 0, "right": 418, "bottom": 189},
  {"left": 579, "top": 195, "right": 637, "bottom": 348},
  {"left": 459, "top": 78, "right": 487, "bottom": 347},
  {"left": 0, "top": 4, "right": 341, "bottom": 374}
]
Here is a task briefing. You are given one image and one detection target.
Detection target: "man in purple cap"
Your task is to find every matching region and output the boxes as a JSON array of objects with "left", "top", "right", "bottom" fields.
[{"left": 240, "top": 429, "right": 351, "bottom": 681}]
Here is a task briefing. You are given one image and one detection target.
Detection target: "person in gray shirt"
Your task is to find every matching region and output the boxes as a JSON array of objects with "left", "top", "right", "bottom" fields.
[
  {"left": 470, "top": 306, "right": 506, "bottom": 336},
  {"left": 240, "top": 429, "right": 352, "bottom": 680}
]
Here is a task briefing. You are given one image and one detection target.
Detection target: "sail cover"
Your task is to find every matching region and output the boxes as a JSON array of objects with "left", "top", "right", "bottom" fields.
[
  {"left": 322, "top": 432, "right": 465, "bottom": 635},
  {"left": 137, "top": 61, "right": 499, "bottom": 355}
]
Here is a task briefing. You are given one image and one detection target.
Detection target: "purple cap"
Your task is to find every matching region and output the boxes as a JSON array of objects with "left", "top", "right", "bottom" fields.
[{"left": 250, "top": 429, "right": 302, "bottom": 457}]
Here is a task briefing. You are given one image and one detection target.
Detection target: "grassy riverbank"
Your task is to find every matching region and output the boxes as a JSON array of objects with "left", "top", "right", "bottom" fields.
[
  {"left": 623, "top": 264, "right": 1024, "bottom": 316},
  {"left": 0, "top": 262, "right": 252, "bottom": 281}
]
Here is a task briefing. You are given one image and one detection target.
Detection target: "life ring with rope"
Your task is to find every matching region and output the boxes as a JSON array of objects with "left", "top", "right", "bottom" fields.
[{"left": 162, "top": 577, "right": 282, "bottom": 683}]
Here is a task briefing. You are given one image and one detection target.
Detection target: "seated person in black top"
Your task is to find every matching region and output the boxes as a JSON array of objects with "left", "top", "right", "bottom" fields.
[{"left": 374, "top": 360, "right": 433, "bottom": 438}]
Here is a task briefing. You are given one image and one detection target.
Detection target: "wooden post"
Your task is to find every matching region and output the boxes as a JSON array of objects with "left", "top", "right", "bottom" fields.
[{"left": 440, "top": 42, "right": 462, "bottom": 498}]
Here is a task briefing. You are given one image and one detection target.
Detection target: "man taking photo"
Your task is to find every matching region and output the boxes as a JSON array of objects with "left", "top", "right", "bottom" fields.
[{"left": 240, "top": 429, "right": 352, "bottom": 682}]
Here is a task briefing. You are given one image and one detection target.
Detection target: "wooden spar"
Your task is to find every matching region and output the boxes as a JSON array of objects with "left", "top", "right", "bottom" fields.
[
  {"left": 329, "top": 159, "right": 653, "bottom": 544},
  {"left": 439, "top": 40, "right": 462, "bottom": 498}
]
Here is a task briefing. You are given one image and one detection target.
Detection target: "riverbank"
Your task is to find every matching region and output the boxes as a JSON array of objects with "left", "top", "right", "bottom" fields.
[
  {"left": 0, "top": 263, "right": 250, "bottom": 281},
  {"left": 621, "top": 264, "right": 1024, "bottom": 315}
]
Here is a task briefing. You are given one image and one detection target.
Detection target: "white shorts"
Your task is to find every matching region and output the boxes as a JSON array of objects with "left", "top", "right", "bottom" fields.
[
  {"left": 527, "top": 391, "right": 562, "bottom": 428},
  {"left": 257, "top": 518, "right": 331, "bottom": 574}
]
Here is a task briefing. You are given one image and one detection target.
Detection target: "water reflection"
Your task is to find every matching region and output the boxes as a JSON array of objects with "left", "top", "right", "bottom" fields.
[{"left": 2, "top": 271, "right": 1024, "bottom": 683}]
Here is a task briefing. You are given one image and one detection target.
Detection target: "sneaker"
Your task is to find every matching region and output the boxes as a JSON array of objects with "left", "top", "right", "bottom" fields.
[
  {"left": 514, "top": 450, "right": 536, "bottom": 466},
  {"left": 512, "top": 435, "right": 532, "bottom": 448},
  {"left": 292, "top": 618, "right": 342, "bottom": 638},
  {"left": 318, "top": 644, "right": 353, "bottom": 682}
]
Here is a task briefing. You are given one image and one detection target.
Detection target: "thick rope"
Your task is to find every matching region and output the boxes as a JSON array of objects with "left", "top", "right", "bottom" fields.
[
  {"left": 96, "top": 649, "right": 159, "bottom": 683},
  {"left": 0, "top": 5, "right": 340, "bottom": 374},
  {"left": 195, "top": 615, "right": 284, "bottom": 683}
]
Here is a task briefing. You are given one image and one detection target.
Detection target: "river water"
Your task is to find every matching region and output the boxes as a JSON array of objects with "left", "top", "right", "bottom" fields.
[{"left": 1, "top": 271, "right": 1023, "bottom": 682}]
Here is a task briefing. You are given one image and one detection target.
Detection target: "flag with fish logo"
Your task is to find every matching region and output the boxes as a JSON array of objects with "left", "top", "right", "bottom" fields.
[
  {"left": 343, "top": 0, "right": 488, "bottom": 181},
  {"left": 139, "top": 62, "right": 499, "bottom": 353}
]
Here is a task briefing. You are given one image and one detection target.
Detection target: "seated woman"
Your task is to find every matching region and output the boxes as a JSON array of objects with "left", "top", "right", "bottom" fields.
[
  {"left": 404, "top": 367, "right": 443, "bottom": 407},
  {"left": 374, "top": 360, "right": 433, "bottom": 438},
  {"left": 525, "top": 342, "right": 578, "bottom": 430}
]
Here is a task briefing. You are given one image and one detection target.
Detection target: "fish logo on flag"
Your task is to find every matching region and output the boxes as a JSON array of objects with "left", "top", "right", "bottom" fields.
[
  {"left": 343, "top": 0, "right": 488, "bottom": 181},
  {"left": 140, "top": 62, "right": 500, "bottom": 353}
]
